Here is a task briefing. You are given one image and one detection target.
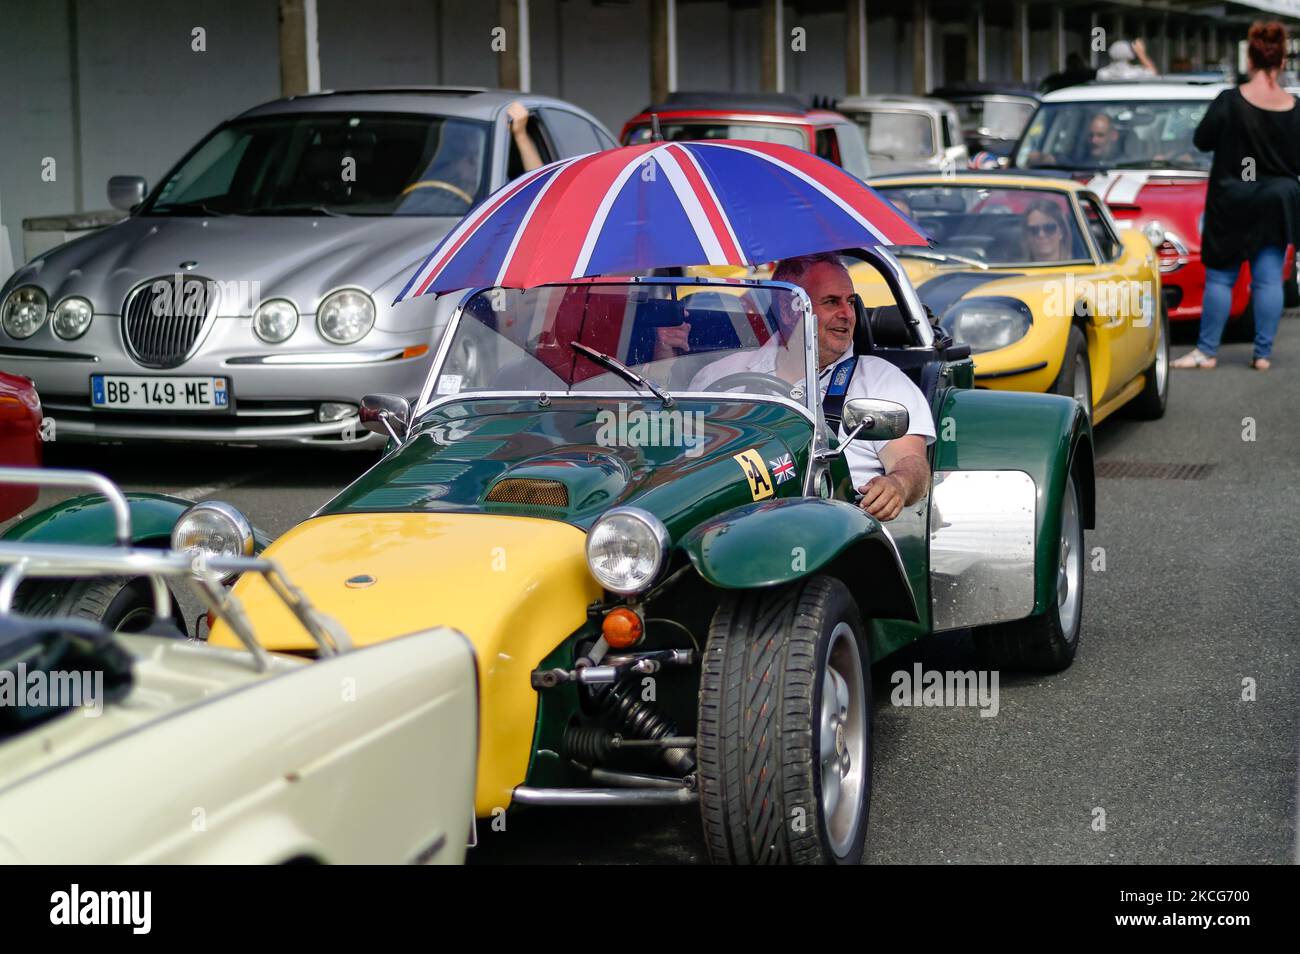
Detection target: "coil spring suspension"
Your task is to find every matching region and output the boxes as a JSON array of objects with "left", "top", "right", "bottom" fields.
[{"left": 562, "top": 684, "right": 695, "bottom": 774}]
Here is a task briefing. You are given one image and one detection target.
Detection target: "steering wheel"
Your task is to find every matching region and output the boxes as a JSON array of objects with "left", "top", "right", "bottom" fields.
[
  {"left": 400, "top": 179, "right": 475, "bottom": 207},
  {"left": 703, "top": 371, "right": 796, "bottom": 398}
]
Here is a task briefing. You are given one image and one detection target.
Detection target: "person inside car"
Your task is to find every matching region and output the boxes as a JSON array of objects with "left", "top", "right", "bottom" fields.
[
  {"left": 689, "top": 253, "right": 934, "bottom": 520},
  {"left": 398, "top": 102, "right": 543, "bottom": 214},
  {"left": 1023, "top": 198, "right": 1072, "bottom": 262},
  {"left": 1028, "top": 111, "right": 1121, "bottom": 167}
]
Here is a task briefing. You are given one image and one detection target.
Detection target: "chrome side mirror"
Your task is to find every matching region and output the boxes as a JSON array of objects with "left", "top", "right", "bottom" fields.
[
  {"left": 842, "top": 398, "right": 909, "bottom": 442},
  {"left": 108, "top": 176, "right": 147, "bottom": 212},
  {"left": 360, "top": 393, "right": 410, "bottom": 441}
]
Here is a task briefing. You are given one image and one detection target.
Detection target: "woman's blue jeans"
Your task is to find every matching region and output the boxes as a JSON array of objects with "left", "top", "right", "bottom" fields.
[{"left": 1197, "top": 245, "right": 1286, "bottom": 358}]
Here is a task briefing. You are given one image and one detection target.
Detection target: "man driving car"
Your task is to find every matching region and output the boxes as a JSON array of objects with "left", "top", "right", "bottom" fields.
[{"left": 688, "top": 254, "right": 934, "bottom": 520}]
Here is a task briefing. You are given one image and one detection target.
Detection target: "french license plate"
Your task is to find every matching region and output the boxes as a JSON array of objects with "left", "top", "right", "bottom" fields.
[{"left": 91, "top": 375, "right": 230, "bottom": 411}]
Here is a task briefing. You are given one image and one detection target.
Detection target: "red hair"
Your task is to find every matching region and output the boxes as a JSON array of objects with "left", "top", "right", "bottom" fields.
[{"left": 1247, "top": 20, "right": 1287, "bottom": 72}]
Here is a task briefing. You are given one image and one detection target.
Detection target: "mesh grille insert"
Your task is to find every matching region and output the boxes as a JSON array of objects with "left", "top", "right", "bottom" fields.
[{"left": 485, "top": 478, "right": 569, "bottom": 507}]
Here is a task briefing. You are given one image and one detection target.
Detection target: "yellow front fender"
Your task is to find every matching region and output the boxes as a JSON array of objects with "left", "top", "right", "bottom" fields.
[{"left": 210, "top": 512, "right": 602, "bottom": 816}]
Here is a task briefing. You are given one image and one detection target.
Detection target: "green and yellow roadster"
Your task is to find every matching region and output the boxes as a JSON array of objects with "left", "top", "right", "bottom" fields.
[{"left": 5, "top": 249, "right": 1094, "bottom": 864}]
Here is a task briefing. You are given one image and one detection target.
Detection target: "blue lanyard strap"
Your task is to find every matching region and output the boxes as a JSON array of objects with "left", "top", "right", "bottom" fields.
[{"left": 824, "top": 356, "right": 857, "bottom": 398}]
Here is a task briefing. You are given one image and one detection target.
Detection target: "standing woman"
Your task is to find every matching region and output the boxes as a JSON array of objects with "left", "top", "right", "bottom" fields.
[{"left": 1174, "top": 21, "right": 1300, "bottom": 370}]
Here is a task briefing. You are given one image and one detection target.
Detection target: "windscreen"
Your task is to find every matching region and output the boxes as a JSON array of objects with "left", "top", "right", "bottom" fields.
[
  {"left": 147, "top": 113, "right": 492, "bottom": 217},
  {"left": 427, "top": 283, "right": 814, "bottom": 405},
  {"left": 852, "top": 111, "right": 935, "bottom": 161},
  {"left": 876, "top": 184, "right": 1090, "bottom": 267},
  {"left": 623, "top": 122, "right": 806, "bottom": 148},
  {"left": 1014, "top": 99, "right": 1211, "bottom": 172}
]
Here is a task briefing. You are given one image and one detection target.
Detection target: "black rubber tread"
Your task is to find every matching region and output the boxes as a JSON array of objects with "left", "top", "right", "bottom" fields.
[
  {"left": 1126, "top": 308, "right": 1169, "bottom": 420},
  {"left": 973, "top": 470, "right": 1084, "bottom": 673},
  {"left": 1050, "top": 326, "right": 1092, "bottom": 420},
  {"left": 698, "top": 575, "right": 869, "bottom": 865},
  {"left": 13, "top": 577, "right": 175, "bottom": 632}
]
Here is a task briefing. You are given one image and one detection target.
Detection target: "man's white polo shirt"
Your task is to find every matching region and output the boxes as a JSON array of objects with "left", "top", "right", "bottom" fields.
[{"left": 688, "top": 339, "right": 935, "bottom": 486}]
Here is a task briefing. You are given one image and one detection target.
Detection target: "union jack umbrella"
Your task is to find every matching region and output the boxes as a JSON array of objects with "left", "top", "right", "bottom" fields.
[{"left": 396, "top": 140, "right": 928, "bottom": 300}]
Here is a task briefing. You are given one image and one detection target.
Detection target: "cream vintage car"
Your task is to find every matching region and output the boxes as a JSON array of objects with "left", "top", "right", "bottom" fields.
[{"left": 0, "top": 468, "right": 476, "bottom": 864}]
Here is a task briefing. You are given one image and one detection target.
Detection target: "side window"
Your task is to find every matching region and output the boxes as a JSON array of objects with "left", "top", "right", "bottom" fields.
[
  {"left": 1081, "top": 196, "right": 1122, "bottom": 261},
  {"left": 833, "top": 124, "right": 872, "bottom": 180},
  {"left": 506, "top": 113, "right": 556, "bottom": 180},
  {"left": 814, "top": 127, "right": 841, "bottom": 165},
  {"left": 540, "top": 108, "right": 609, "bottom": 158},
  {"left": 941, "top": 114, "right": 954, "bottom": 149}
]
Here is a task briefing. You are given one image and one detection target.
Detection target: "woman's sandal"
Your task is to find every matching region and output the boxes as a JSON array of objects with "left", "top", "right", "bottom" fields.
[
  {"left": 1172, "top": 349, "right": 1217, "bottom": 369},
  {"left": 1251, "top": 357, "right": 1272, "bottom": 370}
]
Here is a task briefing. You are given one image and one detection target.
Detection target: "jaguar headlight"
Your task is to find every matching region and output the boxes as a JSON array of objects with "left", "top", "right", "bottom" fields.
[
  {"left": 940, "top": 297, "right": 1032, "bottom": 354},
  {"left": 317, "top": 288, "right": 375, "bottom": 344},
  {"left": 586, "top": 507, "right": 670, "bottom": 595},
  {"left": 171, "top": 501, "right": 255, "bottom": 582},
  {"left": 1142, "top": 220, "right": 1166, "bottom": 248},
  {"left": 253, "top": 298, "right": 299, "bottom": 343},
  {"left": 2, "top": 286, "right": 49, "bottom": 339},
  {"left": 51, "top": 297, "right": 93, "bottom": 340}
]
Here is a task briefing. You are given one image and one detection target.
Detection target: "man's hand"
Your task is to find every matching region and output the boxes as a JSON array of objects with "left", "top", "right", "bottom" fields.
[
  {"left": 858, "top": 435, "right": 930, "bottom": 521},
  {"left": 858, "top": 474, "right": 907, "bottom": 521},
  {"left": 506, "top": 101, "right": 529, "bottom": 134}
]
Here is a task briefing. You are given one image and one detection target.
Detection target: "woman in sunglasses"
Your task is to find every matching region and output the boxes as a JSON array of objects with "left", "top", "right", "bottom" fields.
[{"left": 1023, "top": 199, "right": 1070, "bottom": 263}]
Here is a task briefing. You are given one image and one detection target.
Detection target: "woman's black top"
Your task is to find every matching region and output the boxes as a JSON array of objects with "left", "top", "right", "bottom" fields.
[{"left": 1194, "top": 86, "right": 1300, "bottom": 269}]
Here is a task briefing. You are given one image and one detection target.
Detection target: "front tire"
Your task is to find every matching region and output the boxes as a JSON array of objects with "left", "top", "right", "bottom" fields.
[
  {"left": 1126, "top": 306, "right": 1169, "bottom": 420},
  {"left": 698, "top": 576, "right": 871, "bottom": 865},
  {"left": 974, "top": 468, "right": 1084, "bottom": 672},
  {"left": 14, "top": 577, "right": 184, "bottom": 635},
  {"left": 1051, "top": 326, "right": 1092, "bottom": 423}
]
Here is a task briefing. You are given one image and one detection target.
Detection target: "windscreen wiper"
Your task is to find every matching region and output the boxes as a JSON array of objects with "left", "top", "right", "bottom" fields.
[
  {"left": 1025, "top": 163, "right": 1094, "bottom": 173},
  {"left": 150, "top": 201, "right": 229, "bottom": 216},
  {"left": 570, "top": 342, "right": 673, "bottom": 406},
  {"left": 250, "top": 205, "right": 345, "bottom": 217},
  {"left": 895, "top": 248, "right": 989, "bottom": 270}
]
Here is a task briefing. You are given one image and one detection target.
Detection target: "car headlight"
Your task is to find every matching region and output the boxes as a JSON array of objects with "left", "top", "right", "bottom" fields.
[
  {"left": 253, "top": 298, "right": 299, "bottom": 343},
  {"left": 51, "top": 297, "right": 93, "bottom": 340},
  {"left": 586, "top": 507, "right": 670, "bottom": 595},
  {"left": 940, "top": 297, "right": 1032, "bottom": 354},
  {"left": 2, "top": 286, "right": 49, "bottom": 339},
  {"left": 1142, "top": 220, "right": 1166, "bottom": 247},
  {"left": 171, "top": 501, "right": 255, "bottom": 582},
  {"left": 317, "top": 288, "right": 375, "bottom": 344}
]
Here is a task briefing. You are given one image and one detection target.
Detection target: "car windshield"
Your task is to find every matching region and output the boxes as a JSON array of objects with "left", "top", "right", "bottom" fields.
[
  {"left": 419, "top": 282, "right": 815, "bottom": 411},
  {"left": 1014, "top": 99, "right": 1211, "bottom": 171},
  {"left": 876, "top": 184, "right": 1090, "bottom": 267},
  {"left": 953, "top": 99, "right": 1035, "bottom": 141},
  {"left": 146, "top": 112, "right": 492, "bottom": 217},
  {"left": 849, "top": 110, "right": 934, "bottom": 161},
  {"left": 623, "top": 122, "right": 806, "bottom": 148}
]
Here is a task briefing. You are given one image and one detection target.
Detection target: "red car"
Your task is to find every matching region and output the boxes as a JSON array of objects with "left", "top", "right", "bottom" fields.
[
  {"left": 620, "top": 91, "right": 872, "bottom": 181},
  {"left": 1011, "top": 80, "right": 1295, "bottom": 335},
  {"left": 0, "top": 371, "right": 43, "bottom": 520}
]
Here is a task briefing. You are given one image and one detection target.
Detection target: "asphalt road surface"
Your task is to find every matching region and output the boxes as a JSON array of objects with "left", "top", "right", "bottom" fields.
[{"left": 8, "top": 319, "right": 1298, "bottom": 864}]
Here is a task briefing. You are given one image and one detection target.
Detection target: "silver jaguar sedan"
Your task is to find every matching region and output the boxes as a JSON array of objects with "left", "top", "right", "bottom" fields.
[{"left": 0, "top": 87, "right": 614, "bottom": 448}]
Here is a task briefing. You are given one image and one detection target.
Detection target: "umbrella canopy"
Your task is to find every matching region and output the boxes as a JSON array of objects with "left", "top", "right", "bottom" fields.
[{"left": 396, "top": 140, "right": 928, "bottom": 300}]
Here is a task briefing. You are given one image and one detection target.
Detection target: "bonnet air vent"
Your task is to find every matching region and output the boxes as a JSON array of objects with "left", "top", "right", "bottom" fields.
[{"left": 485, "top": 478, "right": 569, "bottom": 508}]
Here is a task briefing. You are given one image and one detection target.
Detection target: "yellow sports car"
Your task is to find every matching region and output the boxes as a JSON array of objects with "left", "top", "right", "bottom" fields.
[{"left": 861, "top": 173, "right": 1168, "bottom": 424}]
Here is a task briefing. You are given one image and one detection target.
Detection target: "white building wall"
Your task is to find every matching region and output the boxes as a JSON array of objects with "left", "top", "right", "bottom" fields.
[
  {"left": 677, "top": 0, "right": 733, "bottom": 93},
  {"left": 785, "top": 10, "right": 843, "bottom": 98},
  {"left": 74, "top": 0, "right": 279, "bottom": 209},
  {"left": 0, "top": 1, "right": 78, "bottom": 260}
]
